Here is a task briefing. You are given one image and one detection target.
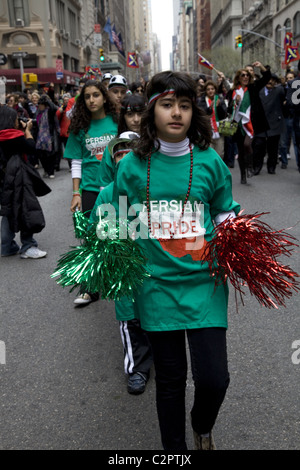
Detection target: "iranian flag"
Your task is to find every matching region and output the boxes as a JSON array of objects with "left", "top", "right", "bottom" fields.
[{"left": 234, "top": 87, "right": 254, "bottom": 138}]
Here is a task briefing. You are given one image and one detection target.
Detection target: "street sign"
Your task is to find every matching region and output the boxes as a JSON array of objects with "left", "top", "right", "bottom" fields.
[
  {"left": 94, "top": 33, "right": 102, "bottom": 47},
  {"left": 12, "top": 51, "right": 28, "bottom": 58},
  {"left": 0, "top": 53, "right": 7, "bottom": 65},
  {"left": 56, "top": 71, "right": 63, "bottom": 80},
  {"left": 56, "top": 58, "right": 63, "bottom": 72}
]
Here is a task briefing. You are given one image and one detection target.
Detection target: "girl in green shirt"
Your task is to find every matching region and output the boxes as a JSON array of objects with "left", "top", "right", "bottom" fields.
[
  {"left": 64, "top": 79, "right": 118, "bottom": 305},
  {"left": 113, "top": 71, "right": 240, "bottom": 450}
]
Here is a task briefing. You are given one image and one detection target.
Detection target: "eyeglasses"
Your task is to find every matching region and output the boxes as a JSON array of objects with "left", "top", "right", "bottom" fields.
[{"left": 240, "top": 73, "right": 250, "bottom": 78}]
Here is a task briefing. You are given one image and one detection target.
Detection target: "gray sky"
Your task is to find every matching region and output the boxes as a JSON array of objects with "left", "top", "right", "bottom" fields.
[{"left": 151, "top": 0, "right": 174, "bottom": 70}]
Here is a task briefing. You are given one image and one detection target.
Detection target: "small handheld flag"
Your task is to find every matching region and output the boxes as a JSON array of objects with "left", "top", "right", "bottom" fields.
[
  {"left": 127, "top": 52, "right": 139, "bottom": 68},
  {"left": 198, "top": 53, "right": 214, "bottom": 70}
]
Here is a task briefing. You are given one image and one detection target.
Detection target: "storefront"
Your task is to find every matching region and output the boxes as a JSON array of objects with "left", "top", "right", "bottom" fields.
[{"left": 0, "top": 67, "right": 81, "bottom": 93}]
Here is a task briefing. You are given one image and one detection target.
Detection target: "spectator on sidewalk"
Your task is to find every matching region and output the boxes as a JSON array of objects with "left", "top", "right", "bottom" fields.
[
  {"left": 36, "top": 95, "right": 60, "bottom": 178},
  {"left": 279, "top": 70, "right": 298, "bottom": 169},
  {"left": 0, "top": 105, "right": 50, "bottom": 259}
]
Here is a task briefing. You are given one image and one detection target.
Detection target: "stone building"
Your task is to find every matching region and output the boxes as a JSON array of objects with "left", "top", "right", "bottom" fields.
[{"left": 0, "top": 0, "right": 157, "bottom": 91}]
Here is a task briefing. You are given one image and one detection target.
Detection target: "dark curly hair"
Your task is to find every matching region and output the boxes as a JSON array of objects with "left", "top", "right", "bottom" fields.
[
  {"left": 133, "top": 71, "right": 212, "bottom": 160},
  {"left": 0, "top": 105, "right": 18, "bottom": 130},
  {"left": 118, "top": 94, "right": 146, "bottom": 135},
  {"left": 68, "top": 80, "right": 117, "bottom": 135}
]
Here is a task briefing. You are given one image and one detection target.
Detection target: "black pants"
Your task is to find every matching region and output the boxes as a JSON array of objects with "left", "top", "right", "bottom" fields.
[
  {"left": 81, "top": 189, "right": 99, "bottom": 218},
  {"left": 147, "top": 328, "right": 229, "bottom": 451},
  {"left": 234, "top": 128, "right": 253, "bottom": 179},
  {"left": 38, "top": 150, "right": 56, "bottom": 177},
  {"left": 119, "top": 319, "right": 153, "bottom": 377},
  {"left": 80, "top": 190, "right": 100, "bottom": 299},
  {"left": 293, "top": 115, "right": 300, "bottom": 170},
  {"left": 252, "top": 134, "right": 280, "bottom": 173}
]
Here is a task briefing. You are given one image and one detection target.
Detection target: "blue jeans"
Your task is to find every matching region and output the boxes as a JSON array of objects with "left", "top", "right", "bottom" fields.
[
  {"left": 1, "top": 216, "right": 37, "bottom": 256},
  {"left": 280, "top": 117, "right": 299, "bottom": 166},
  {"left": 147, "top": 328, "right": 229, "bottom": 451}
]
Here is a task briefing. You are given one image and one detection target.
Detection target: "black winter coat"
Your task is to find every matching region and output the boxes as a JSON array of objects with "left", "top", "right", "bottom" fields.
[{"left": 0, "top": 154, "right": 51, "bottom": 233}]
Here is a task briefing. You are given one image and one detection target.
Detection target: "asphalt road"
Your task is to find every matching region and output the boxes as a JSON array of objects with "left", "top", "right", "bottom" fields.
[{"left": 0, "top": 154, "right": 299, "bottom": 451}]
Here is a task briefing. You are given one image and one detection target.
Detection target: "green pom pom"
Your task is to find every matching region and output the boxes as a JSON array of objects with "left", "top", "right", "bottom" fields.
[
  {"left": 73, "top": 210, "right": 89, "bottom": 239},
  {"left": 52, "top": 219, "right": 150, "bottom": 301}
]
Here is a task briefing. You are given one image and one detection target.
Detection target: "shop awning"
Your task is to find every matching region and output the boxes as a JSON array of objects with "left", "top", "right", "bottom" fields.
[{"left": 0, "top": 67, "right": 81, "bottom": 86}]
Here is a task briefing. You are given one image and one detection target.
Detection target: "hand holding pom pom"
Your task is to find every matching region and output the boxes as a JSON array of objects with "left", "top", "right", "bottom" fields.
[
  {"left": 202, "top": 212, "right": 300, "bottom": 309},
  {"left": 52, "top": 212, "right": 150, "bottom": 301}
]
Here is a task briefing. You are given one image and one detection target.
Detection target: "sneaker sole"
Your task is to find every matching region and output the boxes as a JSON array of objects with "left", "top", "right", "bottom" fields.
[{"left": 20, "top": 254, "right": 47, "bottom": 259}]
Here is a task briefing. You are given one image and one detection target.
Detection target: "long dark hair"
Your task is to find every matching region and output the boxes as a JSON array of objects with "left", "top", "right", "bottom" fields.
[
  {"left": 232, "top": 69, "right": 254, "bottom": 89},
  {"left": 0, "top": 105, "right": 18, "bottom": 130},
  {"left": 68, "top": 80, "right": 116, "bottom": 135},
  {"left": 134, "top": 71, "right": 212, "bottom": 159},
  {"left": 118, "top": 94, "right": 146, "bottom": 134}
]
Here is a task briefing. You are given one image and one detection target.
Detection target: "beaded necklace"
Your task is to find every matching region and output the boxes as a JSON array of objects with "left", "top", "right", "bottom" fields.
[{"left": 146, "top": 143, "right": 194, "bottom": 240}]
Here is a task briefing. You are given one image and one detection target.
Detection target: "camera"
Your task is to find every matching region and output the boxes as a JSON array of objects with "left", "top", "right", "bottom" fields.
[{"left": 18, "top": 117, "right": 37, "bottom": 124}]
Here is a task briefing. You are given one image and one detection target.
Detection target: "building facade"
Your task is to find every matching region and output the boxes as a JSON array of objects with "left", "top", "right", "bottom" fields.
[
  {"left": 0, "top": 0, "right": 84, "bottom": 90},
  {"left": 0, "top": 0, "right": 158, "bottom": 91},
  {"left": 211, "top": 0, "right": 300, "bottom": 75}
]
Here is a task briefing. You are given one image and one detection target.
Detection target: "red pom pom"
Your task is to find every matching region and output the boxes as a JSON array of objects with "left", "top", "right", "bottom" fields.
[{"left": 203, "top": 212, "right": 300, "bottom": 309}]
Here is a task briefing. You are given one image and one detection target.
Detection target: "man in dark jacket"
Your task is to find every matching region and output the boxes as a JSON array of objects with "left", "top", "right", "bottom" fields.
[
  {"left": 253, "top": 74, "right": 285, "bottom": 174},
  {"left": 0, "top": 105, "right": 50, "bottom": 258}
]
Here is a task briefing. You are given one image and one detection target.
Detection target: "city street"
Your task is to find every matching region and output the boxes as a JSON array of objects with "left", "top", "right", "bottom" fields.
[{"left": 0, "top": 154, "right": 300, "bottom": 451}]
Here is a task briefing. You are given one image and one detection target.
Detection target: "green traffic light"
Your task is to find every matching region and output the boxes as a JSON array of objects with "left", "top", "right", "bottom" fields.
[{"left": 100, "top": 56, "right": 105, "bottom": 61}]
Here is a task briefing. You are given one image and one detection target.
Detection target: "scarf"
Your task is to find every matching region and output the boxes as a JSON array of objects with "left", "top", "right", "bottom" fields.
[
  {"left": 0, "top": 129, "right": 24, "bottom": 141},
  {"left": 36, "top": 109, "right": 52, "bottom": 152},
  {"left": 232, "top": 86, "right": 254, "bottom": 138},
  {"left": 205, "top": 95, "right": 220, "bottom": 138}
]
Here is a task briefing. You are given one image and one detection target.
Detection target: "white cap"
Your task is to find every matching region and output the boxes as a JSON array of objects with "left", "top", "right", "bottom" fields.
[
  {"left": 108, "top": 74, "right": 127, "bottom": 89},
  {"left": 102, "top": 73, "right": 113, "bottom": 81}
]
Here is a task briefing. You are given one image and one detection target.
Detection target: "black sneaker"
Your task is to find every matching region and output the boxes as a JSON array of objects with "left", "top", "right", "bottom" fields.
[{"left": 127, "top": 372, "right": 147, "bottom": 395}]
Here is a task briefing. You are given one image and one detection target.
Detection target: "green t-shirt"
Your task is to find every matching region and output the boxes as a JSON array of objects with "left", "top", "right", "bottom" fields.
[
  {"left": 64, "top": 115, "right": 117, "bottom": 192},
  {"left": 89, "top": 182, "right": 135, "bottom": 322},
  {"left": 99, "top": 145, "right": 115, "bottom": 187},
  {"left": 113, "top": 145, "right": 240, "bottom": 332}
]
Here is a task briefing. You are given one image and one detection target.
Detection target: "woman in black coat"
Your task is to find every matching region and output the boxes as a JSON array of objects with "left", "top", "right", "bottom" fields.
[{"left": 0, "top": 105, "right": 50, "bottom": 259}]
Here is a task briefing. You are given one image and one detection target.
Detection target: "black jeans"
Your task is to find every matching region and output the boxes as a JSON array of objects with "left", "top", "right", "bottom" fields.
[
  {"left": 147, "top": 328, "right": 229, "bottom": 451},
  {"left": 234, "top": 128, "right": 253, "bottom": 178},
  {"left": 252, "top": 134, "right": 280, "bottom": 173},
  {"left": 293, "top": 115, "right": 300, "bottom": 169},
  {"left": 38, "top": 149, "right": 56, "bottom": 177}
]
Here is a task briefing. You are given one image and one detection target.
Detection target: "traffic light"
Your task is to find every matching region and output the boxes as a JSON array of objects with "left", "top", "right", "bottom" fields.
[
  {"left": 23, "top": 73, "right": 38, "bottom": 84},
  {"left": 235, "top": 35, "right": 243, "bottom": 48},
  {"left": 99, "top": 48, "right": 105, "bottom": 62}
]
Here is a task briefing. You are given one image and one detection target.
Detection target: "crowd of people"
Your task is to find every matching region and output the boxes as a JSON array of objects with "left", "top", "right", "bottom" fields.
[
  {"left": 195, "top": 61, "right": 300, "bottom": 183},
  {"left": 0, "top": 60, "right": 300, "bottom": 451}
]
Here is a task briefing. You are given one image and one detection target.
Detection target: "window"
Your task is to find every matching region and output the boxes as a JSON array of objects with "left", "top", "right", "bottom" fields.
[
  {"left": 49, "top": 0, "right": 53, "bottom": 23},
  {"left": 275, "top": 25, "right": 281, "bottom": 46},
  {"left": 56, "top": 0, "right": 66, "bottom": 30},
  {"left": 294, "top": 12, "right": 300, "bottom": 38},
  {"left": 69, "top": 10, "right": 77, "bottom": 42},
  {"left": 8, "top": 0, "right": 30, "bottom": 27},
  {"left": 284, "top": 18, "right": 291, "bottom": 32}
]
